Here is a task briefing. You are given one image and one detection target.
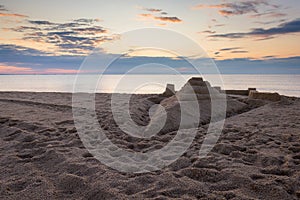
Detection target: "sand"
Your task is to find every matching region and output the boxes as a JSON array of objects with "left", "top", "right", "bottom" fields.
[{"left": 0, "top": 91, "right": 300, "bottom": 199}]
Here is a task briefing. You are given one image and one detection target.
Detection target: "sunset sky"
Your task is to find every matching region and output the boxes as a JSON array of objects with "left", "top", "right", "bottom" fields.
[{"left": 0, "top": 0, "right": 299, "bottom": 74}]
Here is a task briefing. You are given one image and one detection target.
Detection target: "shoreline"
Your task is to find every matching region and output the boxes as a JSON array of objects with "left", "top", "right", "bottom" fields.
[{"left": 0, "top": 91, "right": 299, "bottom": 98}]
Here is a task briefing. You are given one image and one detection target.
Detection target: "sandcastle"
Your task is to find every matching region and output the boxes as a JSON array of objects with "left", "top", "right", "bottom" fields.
[
  {"left": 249, "top": 90, "right": 281, "bottom": 102},
  {"left": 146, "top": 77, "right": 247, "bottom": 134},
  {"left": 159, "top": 77, "right": 282, "bottom": 102},
  {"left": 160, "top": 77, "right": 225, "bottom": 100},
  {"left": 224, "top": 86, "right": 281, "bottom": 102},
  {"left": 176, "top": 77, "right": 225, "bottom": 101},
  {"left": 162, "top": 83, "right": 175, "bottom": 97}
]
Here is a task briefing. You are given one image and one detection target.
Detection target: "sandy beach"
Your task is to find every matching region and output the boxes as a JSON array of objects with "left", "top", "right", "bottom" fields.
[
  {"left": 0, "top": 90, "right": 299, "bottom": 199},
  {"left": 1, "top": 0, "right": 299, "bottom": 199}
]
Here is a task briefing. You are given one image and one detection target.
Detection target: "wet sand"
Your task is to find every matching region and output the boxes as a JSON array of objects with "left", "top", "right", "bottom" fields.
[{"left": 0, "top": 92, "right": 299, "bottom": 199}]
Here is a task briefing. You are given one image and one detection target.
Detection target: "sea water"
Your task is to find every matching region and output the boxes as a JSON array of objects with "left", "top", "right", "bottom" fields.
[{"left": 0, "top": 74, "right": 299, "bottom": 97}]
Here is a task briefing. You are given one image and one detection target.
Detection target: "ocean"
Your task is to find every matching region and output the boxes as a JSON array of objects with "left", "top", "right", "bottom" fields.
[{"left": 0, "top": 74, "right": 299, "bottom": 97}]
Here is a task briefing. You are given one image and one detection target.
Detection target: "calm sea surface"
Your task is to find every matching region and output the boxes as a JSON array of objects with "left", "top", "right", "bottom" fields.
[{"left": 0, "top": 74, "right": 299, "bottom": 97}]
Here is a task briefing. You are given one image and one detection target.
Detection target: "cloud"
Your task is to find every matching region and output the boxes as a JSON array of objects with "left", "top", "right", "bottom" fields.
[
  {"left": 193, "top": 0, "right": 274, "bottom": 17},
  {"left": 0, "top": 43, "right": 199, "bottom": 74},
  {"left": 254, "top": 19, "right": 286, "bottom": 25},
  {"left": 144, "top": 8, "right": 162, "bottom": 13},
  {"left": 0, "top": 5, "right": 7, "bottom": 11},
  {"left": 138, "top": 7, "right": 182, "bottom": 24},
  {"left": 0, "top": 5, "right": 27, "bottom": 18},
  {"left": 0, "top": 44, "right": 85, "bottom": 72},
  {"left": 11, "top": 26, "right": 41, "bottom": 32},
  {"left": 28, "top": 20, "right": 56, "bottom": 25},
  {"left": 0, "top": 44, "right": 50, "bottom": 56},
  {"left": 200, "top": 30, "right": 216, "bottom": 34},
  {"left": 157, "top": 23, "right": 167, "bottom": 27},
  {"left": 154, "top": 16, "right": 182, "bottom": 23},
  {"left": 210, "top": 18, "right": 300, "bottom": 39},
  {"left": 142, "top": 7, "right": 168, "bottom": 15},
  {"left": 139, "top": 13, "right": 153, "bottom": 18},
  {"left": 0, "top": 64, "right": 33, "bottom": 74},
  {"left": 220, "top": 47, "right": 242, "bottom": 51},
  {"left": 0, "top": 64, "right": 82, "bottom": 74},
  {"left": 254, "top": 36, "right": 275, "bottom": 41},
  {"left": 43, "top": 68, "right": 79, "bottom": 74},
  {"left": 231, "top": 50, "right": 249, "bottom": 53},
  {"left": 98, "top": 56, "right": 300, "bottom": 74},
  {"left": 1, "top": 44, "right": 299, "bottom": 74},
  {"left": 215, "top": 47, "right": 248, "bottom": 55},
  {"left": 193, "top": 4, "right": 225, "bottom": 9},
  {"left": 139, "top": 13, "right": 182, "bottom": 23},
  {"left": 73, "top": 18, "right": 102, "bottom": 23},
  {"left": 215, "top": 56, "right": 300, "bottom": 74},
  {"left": 250, "top": 11, "right": 286, "bottom": 18},
  {"left": 262, "top": 55, "right": 277, "bottom": 59},
  {"left": 0, "top": 13, "right": 27, "bottom": 18},
  {"left": 7, "top": 18, "right": 114, "bottom": 55},
  {"left": 72, "top": 26, "right": 107, "bottom": 34}
]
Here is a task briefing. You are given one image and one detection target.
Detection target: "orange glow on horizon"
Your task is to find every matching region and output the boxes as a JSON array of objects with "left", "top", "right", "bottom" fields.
[{"left": 0, "top": 64, "right": 85, "bottom": 74}]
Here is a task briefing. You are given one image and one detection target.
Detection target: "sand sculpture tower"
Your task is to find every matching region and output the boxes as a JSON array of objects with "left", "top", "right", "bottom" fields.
[{"left": 176, "top": 77, "right": 223, "bottom": 101}]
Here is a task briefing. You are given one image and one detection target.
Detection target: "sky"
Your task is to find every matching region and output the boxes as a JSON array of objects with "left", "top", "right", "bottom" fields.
[{"left": 0, "top": 0, "right": 299, "bottom": 74}]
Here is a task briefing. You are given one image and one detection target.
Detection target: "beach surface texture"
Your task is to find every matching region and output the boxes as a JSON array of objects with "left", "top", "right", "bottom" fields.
[{"left": 0, "top": 89, "right": 299, "bottom": 199}]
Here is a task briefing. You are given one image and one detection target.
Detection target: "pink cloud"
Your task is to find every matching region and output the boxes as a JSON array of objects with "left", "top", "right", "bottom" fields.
[
  {"left": 138, "top": 13, "right": 154, "bottom": 18},
  {"left": 0, "top": 65, "right": 33, "bottom": 74},
  {"left": 43, "top": 68, "right": 80, "bottom": 74},
  {"left": 0, "top": 13, "right": 27, "bottom": 18},
  {"left": 0, "top": 64, "right": 84, "bottom": 74},
  {"left": 192, "top": 4, "right": 226, "bottom": 9}
]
